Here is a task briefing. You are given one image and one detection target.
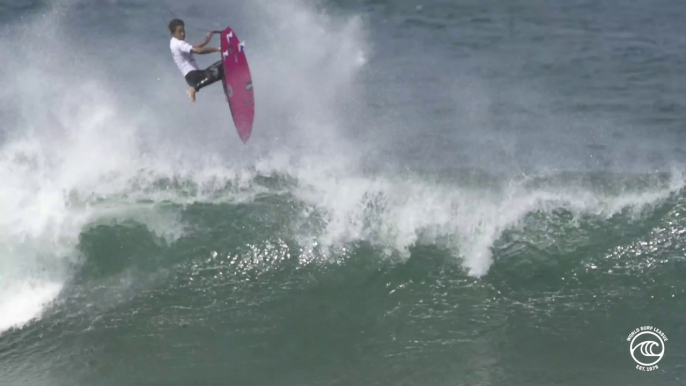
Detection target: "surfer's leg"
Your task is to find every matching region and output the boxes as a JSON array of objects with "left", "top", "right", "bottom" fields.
[
  {"left": 181, "top": 64, "right": 223, "bottom": 102},
  {"left": 186, "top": 88, "right": 196, "bottom": 103},
  {"left": 184, "top": 70, "right": 206, "bottom": 102},
  {"left": 210, "top": 61, "right": 224, "bottom": 80},
  {"left": 194, "top": 61, "right": 224, "bottom": 91}
]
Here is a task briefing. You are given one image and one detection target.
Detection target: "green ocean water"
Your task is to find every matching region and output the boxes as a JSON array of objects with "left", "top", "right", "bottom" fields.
[
  {"left": 1, "top": 172, "right": 685, "bottom": 385},
  {"left": 2, "top": 0, "right": 686, "bottom": 385}
]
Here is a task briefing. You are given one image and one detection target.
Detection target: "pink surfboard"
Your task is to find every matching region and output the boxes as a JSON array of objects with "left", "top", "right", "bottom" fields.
[{"left": 219, "top": 27, "right": 254, "bottom": 143}]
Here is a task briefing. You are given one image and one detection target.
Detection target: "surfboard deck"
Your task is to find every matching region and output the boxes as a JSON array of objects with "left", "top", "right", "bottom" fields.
[{"left": 219, "top": 27, "right": 254, "bottom": 143}]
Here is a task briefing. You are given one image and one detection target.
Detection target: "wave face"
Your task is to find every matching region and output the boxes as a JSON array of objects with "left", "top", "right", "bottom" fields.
[{"left": 1, "top": 0, "right": 686, "bottom": 385}]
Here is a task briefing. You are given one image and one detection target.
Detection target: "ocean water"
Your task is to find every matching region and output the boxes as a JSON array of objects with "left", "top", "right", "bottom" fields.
[{"left": 1, "top": 0, "right": 685, "bottom": 384}]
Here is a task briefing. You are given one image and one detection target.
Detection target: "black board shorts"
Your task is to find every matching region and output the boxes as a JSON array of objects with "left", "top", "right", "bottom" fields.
[{"left": 184, "top": 61, "right": 224, "bottom": 92}]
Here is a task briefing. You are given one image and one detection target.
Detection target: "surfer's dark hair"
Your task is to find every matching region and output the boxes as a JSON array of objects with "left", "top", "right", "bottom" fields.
[{"left": 168, "top": 19, "right": 185, "bottom": 35}]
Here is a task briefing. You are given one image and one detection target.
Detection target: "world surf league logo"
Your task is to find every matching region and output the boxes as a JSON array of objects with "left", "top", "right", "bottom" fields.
[{"left": 627, "top": 326, "right": 667, "bottom": 371}]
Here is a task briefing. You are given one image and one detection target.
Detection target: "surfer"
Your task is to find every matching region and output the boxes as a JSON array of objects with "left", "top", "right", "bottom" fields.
[{"left": 168, "top": 19, "right": 224, "bottom": 103}]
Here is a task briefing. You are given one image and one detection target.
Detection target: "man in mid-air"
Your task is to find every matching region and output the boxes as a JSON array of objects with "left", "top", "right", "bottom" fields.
[{"left": 168, "top": 19, "right": 223, "bottom": 103}]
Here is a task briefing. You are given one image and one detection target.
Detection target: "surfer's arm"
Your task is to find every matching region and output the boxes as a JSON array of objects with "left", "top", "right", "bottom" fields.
[
  {"left": 193, "top": 32, "right": 214, "bottom": 49},
  {"left": 191, "top": 46, "right": 220, "bottom": 54}
]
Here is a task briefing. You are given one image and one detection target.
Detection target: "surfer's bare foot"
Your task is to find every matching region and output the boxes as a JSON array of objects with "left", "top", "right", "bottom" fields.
[{"left": 186, "top": 88, "right": 196, "bottom": 103}]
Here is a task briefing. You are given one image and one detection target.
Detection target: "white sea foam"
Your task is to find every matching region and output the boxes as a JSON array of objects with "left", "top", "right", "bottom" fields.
[
  {"left": 274, "top": 153, "right": 685, "bottom": 277},
  {"left": 0, "top": 0, "right": 368, "bottom": 334},
  {"left": 1, "top": 0, "right": 682, "bottom": 336}
]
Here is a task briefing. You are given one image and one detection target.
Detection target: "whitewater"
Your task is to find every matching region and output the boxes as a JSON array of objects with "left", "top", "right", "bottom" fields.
[{"left": 1, "top": 0, "right": 685, "bottom": 385}]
